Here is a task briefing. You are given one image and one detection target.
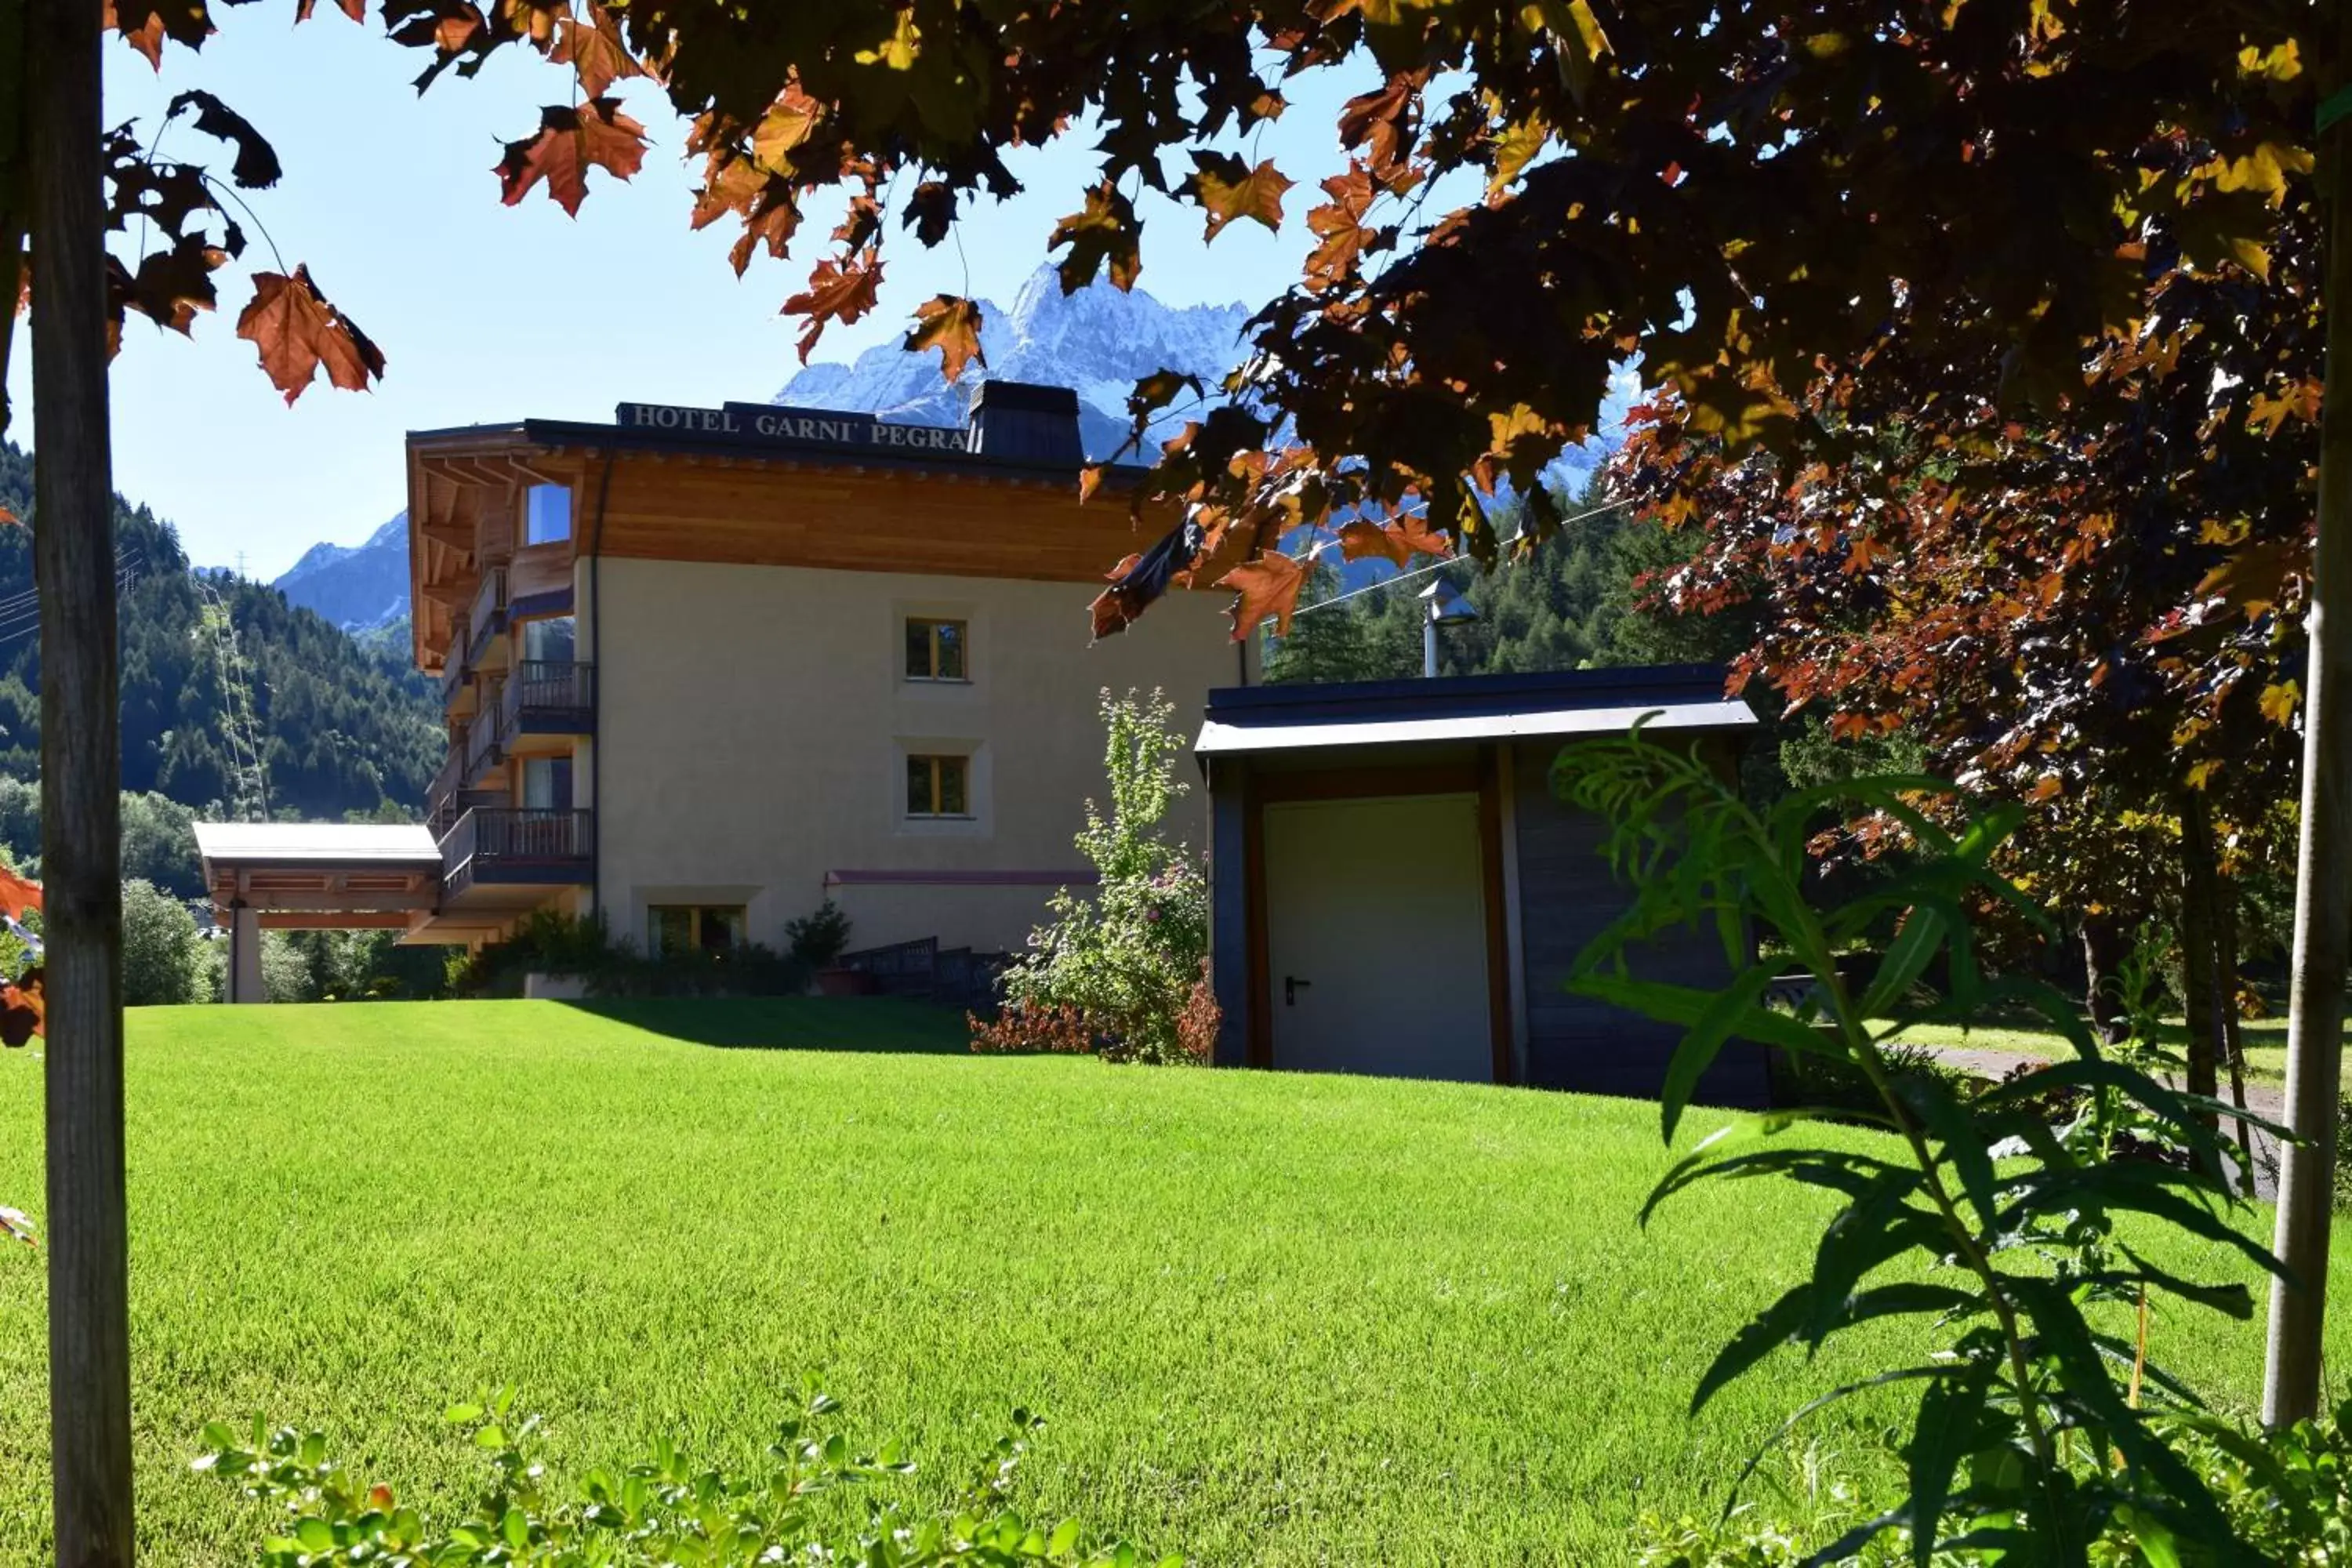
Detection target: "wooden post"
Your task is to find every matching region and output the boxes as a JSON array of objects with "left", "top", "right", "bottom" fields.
[
  {"left": 28, "top": 0, "right": 133, "bottom": 1559},
  {"left": 2266, "top": 17, "right": 2352, "bottom": 1430}
]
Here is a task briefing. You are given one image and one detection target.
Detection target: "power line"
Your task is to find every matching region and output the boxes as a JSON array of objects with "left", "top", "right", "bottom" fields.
[{"left": 1287, "top": 496, "right": 1635, "bottom": 618}]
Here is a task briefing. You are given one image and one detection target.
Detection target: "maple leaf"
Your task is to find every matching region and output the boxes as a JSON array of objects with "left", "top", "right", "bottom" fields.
[
  {"left": 0, "top": 865, "right": 40, "bottom": 920},
  {"left": 902, "top": 182, "right": 956, "bottom": 247},
  {"left": 1336, "top": 73, "right": 1421, "bottom": 178},
  {"left": 905, "top": 295, "right": 985, "bottom": 383},
  {"left": 553, "top": 2, "right": 648, "bottom": 99},
  {"left": 753, "top": 88, "right": 827, "bottom": 173},
  {"left": 1389, "top": 510, "right": 1454, "bottom": 557},
  {"left": 235, "top": 266, "right": 387, "bottom": 405},
  {"left": 165, "top": 90, "right": 283, "bottom": 189},
  {"left": 0, "top": 967, "right": 43, "bottom": 1047},
  {"left": 781, "top": 251, "right": 883, "bottom": 363},
  {"left": 1048, "top": 182, "right": 1142, "bottom": 294},
  {"left": 495, "top": 98, "right": 648, "bottom": 217},
  {"left": 1179, "top": 153, "right": 1294, "bottom": 242},
  {"left": 122, "top": 238, "right": 228, "bottom": 336},
  {"left": 1217, "top": 551, "right": 1308, "bottom": 641},
  {"left": 2259, "top": 680, "right": 2302, "bottom": 728},
  {"left": 2193, "top": 537, "right": 2303, "bottom": 621},
  {"left": 1305, "top": 163, "right": 1377, "bottom": 292},
  {"left": 1337, "top": 518, "right": 1410, "bottom": 568},
  {"left": 294, "top": 0, "right": 368, "bottom": 19}
]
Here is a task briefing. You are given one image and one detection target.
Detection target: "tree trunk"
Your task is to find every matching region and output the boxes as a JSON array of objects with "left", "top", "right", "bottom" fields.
[
  {"left": 2177, "top": 789, "right": 2224, "bottom": 1109},
  {"left": 29, "top": 0, "right": 132, "bottom": 1561},
  {"left": 2218, "top": 886, "right": 2258, "bottom": 1199},
  {"left": 2081, "top": 911, "right": 2130, "bottom": 1046},
  {"left": 2267, "top": 0, "right": 2352, "bottom": 1429}
]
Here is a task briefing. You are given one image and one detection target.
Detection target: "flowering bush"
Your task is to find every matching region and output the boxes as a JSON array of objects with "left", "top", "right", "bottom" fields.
[{"left": 975, "top": 690, "right": 1217, "bottom": 1065}]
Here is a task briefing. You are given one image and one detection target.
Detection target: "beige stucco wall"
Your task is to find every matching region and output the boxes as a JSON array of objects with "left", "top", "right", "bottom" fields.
[{"left": 582, "top": 557, "right": 1248, "bottom": 956}]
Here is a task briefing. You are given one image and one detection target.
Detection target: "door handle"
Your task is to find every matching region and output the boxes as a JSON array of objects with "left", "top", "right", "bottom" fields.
[{"left": 1284, "top": 976, "right": 1312, "bottom": 1006}]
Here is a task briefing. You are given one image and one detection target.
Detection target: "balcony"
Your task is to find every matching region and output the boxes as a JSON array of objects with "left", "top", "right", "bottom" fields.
[
  {"left": 440, "top": 808, "right": 593, "bottom": 900},
  {"left": 441, "top": 611, "right": 473, "bottom": 710},
  {"left": 501, "top": 660, "right": 596, "bottom": 742},
  {"left": 460, "top": 704, "right": 506, "bottom": 788},
  {"left": 465, "top": 567, "right": 509, "bottom": 673}
]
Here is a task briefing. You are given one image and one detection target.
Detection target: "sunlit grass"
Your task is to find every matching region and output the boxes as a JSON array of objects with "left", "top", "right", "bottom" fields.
[{"left": 0, "top": 1000, "right": 2340, "bottom": 1563}]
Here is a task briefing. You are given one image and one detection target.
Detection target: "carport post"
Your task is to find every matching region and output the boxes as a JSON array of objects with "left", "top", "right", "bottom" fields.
[{"left": 227, "top": 901, "right": 265, "bottom": 1004}]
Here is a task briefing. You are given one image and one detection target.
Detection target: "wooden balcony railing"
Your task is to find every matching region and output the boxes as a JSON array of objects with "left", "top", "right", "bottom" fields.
[
  {"left": 502, "top": 660, "right": 596, "bottom": 734},
  {"left": 441, "top": 808, "right": 593, "bottom": 896},
  {"left": 440, "top": 611, "right": 471, "bottom": 703},
  {"left": 464, "top": 567, "right": 508, "bottom": 670},
  {"left": 460, "top": 702, "right": 506, "bottom": 786}
]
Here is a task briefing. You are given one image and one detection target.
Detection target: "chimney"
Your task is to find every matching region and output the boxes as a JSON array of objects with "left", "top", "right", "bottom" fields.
[{"left": 966, "top": 380, "right": 1083, "bottom": 467}]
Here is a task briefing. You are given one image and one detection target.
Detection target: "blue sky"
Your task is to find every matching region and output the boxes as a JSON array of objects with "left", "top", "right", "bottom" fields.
[{"left": 5, "top": 17, "right": 1377, "bottom": 576}]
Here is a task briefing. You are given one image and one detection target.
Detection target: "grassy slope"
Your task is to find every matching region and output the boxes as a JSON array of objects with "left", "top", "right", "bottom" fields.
[{"left": 0, "top": 1000, "right": 2344, "bottom": 1563}]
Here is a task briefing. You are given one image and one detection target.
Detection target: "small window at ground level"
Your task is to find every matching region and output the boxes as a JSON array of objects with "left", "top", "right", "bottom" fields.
[
  {"left": 903, "top": 618, "right": 967, "bottom": 681},
  {"left": 648, "top": 904, "right": 745, "bottom": 958},
  {"left": 525, "top": 484, "right": 572, "bottom": 546},
  {"left": 905, "top": 753, "right": 970, "bottom": 818}
]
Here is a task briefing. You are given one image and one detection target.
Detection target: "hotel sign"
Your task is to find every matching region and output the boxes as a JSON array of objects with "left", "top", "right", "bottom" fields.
[{"left": 616, "top": 399, "right": 971, "bottom": 454}]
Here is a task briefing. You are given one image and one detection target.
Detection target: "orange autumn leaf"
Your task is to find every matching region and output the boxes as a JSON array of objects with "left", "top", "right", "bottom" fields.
[
  {"left": 1216, "top": 551, "right": 1308, "bottom": 641},
  {"left": 234, "top": 267, "right": 386, "bottom": 406},
  {"left": 553, "top": 2, "right": 649, "bottom": 99},
  {"left": 781, "top": 251, "right": 884, "bottom": 363},
  {"left": 2193, "top": 536, "right": 2304, "bottom": 621},
  {"left": 1336, "top": 518, "right": 1410, "bottom": 568},
  {"left": 1, "top": 967, "right": 43, "bottom": 1047},
  {"left": 295, "top": 0, "right": 368, "bottom": 20},
  {"left": 495, "top": 98, "right": 649, "bottom": 217},
  {"left": 1181, "top": 153, "right": 1294, "bottom": 242},
  {"left": 904, "top": 294, "right": 985, "bottom": 383},
  {"left": 0, "top": 864, "right": 41, "bottom": 920},
  {"left": 1077, "top": 465, "right": 1106, "bottom": 505},
  {"left": 1390, "top": 511, "right": 1454, "bottom": 557}
]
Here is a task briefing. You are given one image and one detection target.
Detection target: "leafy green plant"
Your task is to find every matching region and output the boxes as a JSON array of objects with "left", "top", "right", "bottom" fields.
[
  {"left": 1555, "top": 731, "right": 2292, "bottom": 1564},
  {"left": 786, "top": 898, "right": 855, "bottom": 971},
  {"left": 978, "top": 690, "right": 1214, "bottom": 1065},
  {"left": 452, "top": 910, "right": 811, "bottom": 1000},
  {"left": 194, "top": 1385, "right": 1178, "bottom": 1567}
]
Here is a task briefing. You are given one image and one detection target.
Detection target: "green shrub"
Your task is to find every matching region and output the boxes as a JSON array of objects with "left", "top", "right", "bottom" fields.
[
  {"left": 978, "top": 690, "right": 1215, "bottom": 1065},
  {"left": 452, "top": 909, "right": 811, "bottom": 1000},
  {"left": 785, "top": 898, "right": 854, "bottom": 971},
  {"left": 122, "top": 877, "right": 203, "bottom": 1006},
  {"left": 194, "top": 1387, "right": 1178, "bottom": 1566},
  {"left": 1558, "top": 732, "right": 2290, "bottom": 1563}
]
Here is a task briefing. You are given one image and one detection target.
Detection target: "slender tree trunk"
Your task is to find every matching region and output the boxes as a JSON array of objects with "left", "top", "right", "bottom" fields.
[
  {"left": 2218, "top": 886, "right": 2258, "bottom": 1198},
  {"left": 29, "top": 0, "right": 132, "bottom": 1561},
  {"left": 2177, "top": 790, "right": 2223, "bottom": 1105},
  {"left": 2081, "top": 912, "right": 2130, "bottom": 1046},
  {"left": 2267, "top": 5, "right": 2352, "bottom": 1430}
]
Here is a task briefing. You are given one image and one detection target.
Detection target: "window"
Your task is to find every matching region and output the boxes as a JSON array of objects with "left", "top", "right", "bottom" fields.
[
  {"left": 521, "top": 614, "right": 575, "bottom": 663},
  {"left": 522, "top": 756, "right": 572, "bottom": 811},
  {"left": 524, "top": 484, "right": 572, "bottom": 546},
  {"left": 903, "top": 617, "right": 967, "bottom": 681},
  {"left": 647, "top": 904, "right": 745, "bottom": 958},
  {"left": 905, "top": 753, "right": 970, "bottom": 818}
]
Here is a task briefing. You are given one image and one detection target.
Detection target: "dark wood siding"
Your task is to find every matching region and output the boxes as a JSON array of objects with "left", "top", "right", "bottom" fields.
[{"left": 1513, "top": 742, "right": 1771, "bottom": 1106}]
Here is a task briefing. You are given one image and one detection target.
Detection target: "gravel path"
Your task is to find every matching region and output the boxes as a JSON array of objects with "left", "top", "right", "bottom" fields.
[{"left": 1923, "top": 1044, "right": 2285, "bottom": 1200}]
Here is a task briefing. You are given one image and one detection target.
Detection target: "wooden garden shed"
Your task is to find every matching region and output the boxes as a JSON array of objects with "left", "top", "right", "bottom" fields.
[{"left": 1197, "top": 666, "right": 1769, "bottom": 1104}]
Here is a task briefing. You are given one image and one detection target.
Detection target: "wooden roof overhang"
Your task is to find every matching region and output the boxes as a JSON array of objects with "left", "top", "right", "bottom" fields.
[
  {"left": 195, "top": 825, "right": 446, "bottom": 931},
  {"left": 403, "top": 412, "right": 1201, "bottom": 675}
]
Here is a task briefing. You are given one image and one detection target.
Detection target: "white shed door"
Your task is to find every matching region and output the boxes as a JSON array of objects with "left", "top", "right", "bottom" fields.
[{"left": 1262, "top": 793, "right": 1493, "bottom": 1081}]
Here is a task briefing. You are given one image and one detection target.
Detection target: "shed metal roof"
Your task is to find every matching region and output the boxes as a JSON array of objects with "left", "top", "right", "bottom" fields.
[
  {"left": 1194, "top": 665, "right": 1757, "bottom": 756},
  {"left": 193, "top": 822, "right": 441, "bottom": 868}
]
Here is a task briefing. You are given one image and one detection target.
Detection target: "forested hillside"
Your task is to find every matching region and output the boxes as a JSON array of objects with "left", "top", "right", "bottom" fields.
[
  {"left": 1265, "top": 483, "right": 1752, "bottom": 686},
  {"left": 0, "top": 442, "right": 440, "bottom": 825}
]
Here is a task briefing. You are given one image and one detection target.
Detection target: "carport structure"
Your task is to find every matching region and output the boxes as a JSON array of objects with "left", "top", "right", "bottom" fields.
[{"left": 193, "top": 823, "right": 449, "bottom": 1002}]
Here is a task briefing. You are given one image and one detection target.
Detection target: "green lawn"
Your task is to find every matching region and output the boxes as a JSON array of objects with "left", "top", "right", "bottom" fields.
[
  {"left": 0, "top": 1000, "right": 2343, "bottom": 1563},
  {"left": 1893, "top": 1017, "right": 2299, "bottom": 1084}
]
